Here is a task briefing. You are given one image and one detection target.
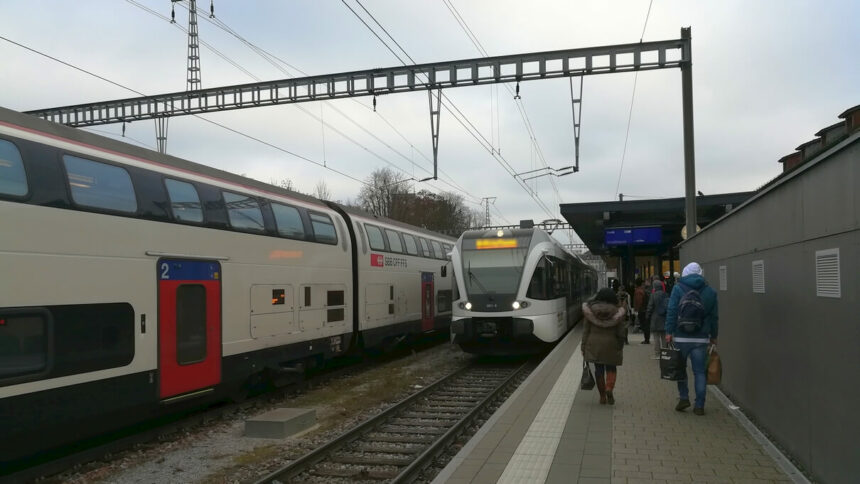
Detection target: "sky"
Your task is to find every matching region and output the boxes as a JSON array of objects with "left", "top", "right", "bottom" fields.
[{"left": 1, "top": 0, "right": 858, "bottom": 244}]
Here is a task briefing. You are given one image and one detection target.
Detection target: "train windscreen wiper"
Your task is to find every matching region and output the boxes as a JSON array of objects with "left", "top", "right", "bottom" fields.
[{"left": 467, "top": 260, "right": 490, "bottom": 294}]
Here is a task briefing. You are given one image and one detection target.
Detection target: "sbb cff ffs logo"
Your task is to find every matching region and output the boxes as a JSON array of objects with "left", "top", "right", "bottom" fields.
[{"left": 371, "top": 254, "right": 384, "bottom": 267}]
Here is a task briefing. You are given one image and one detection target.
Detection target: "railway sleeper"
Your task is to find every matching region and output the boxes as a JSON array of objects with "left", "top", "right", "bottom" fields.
[
  {"left": 399, "top": 412, "right": 462, "bottom": 420},
  {"left": 388, "top": 418, "right": 452, "bottom": 427},
  {"left": 410, "top": 405, "right": 470, "bottom": 414},
  {"left": 380, "top": 425, "right": 445, "bottom": 435},
  {"left": 350, "top": 443, "right": 423, "bottom": 454},
  {"left": 364, "top": 433, "right": 436, "bottom": 444},
  {"left": 329, "top": 454, "right": 413, "bottom": 466},
  {"left": 310, "top": 465, "right": 399, "bottom": 480},
  {"left": 443, "top": 385, "right": 498, "bottom": 392}
]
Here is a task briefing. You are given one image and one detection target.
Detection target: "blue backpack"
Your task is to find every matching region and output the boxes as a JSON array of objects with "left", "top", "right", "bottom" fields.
[{"left": 676, "top": 283, "right": 706, "bottom": 333}]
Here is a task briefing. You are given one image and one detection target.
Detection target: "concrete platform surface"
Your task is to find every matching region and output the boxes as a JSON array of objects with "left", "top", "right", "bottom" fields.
[{"left": 434, "top": 325, "right": 800, "bottom": 484}]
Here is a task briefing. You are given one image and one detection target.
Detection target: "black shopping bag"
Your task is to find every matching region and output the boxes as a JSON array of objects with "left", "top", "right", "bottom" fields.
[
  {"left": 659, "top": 344, "right": 686, "bottom": 381},
  {"left": 580, "top": 361, "right": 595, "bottom": 390}
]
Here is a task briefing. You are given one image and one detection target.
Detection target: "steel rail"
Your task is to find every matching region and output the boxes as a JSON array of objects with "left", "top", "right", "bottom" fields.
[{"left": 391, "top": 361, "right": 532, "bottom": 483}]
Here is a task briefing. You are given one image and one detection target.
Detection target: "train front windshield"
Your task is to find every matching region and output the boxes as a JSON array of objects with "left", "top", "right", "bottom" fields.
[{"left": 460, "top": 238, "right": 530, "bottom": 296}]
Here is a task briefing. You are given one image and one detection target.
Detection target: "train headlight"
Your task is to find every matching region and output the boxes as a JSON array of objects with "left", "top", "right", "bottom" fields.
[
  {"left": 512, "top": 301, "right": 529, "bottom": 309},
  {"left": 459, "top": 301, "right": 472, "bottom": 311},
  {"left": 512, "top": 301, "right": 521, "bottom": 310}
]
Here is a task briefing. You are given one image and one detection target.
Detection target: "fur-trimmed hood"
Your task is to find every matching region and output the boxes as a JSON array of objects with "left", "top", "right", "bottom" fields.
[{"left": 582, "top": 301, "right": 626, "bottom": 328}]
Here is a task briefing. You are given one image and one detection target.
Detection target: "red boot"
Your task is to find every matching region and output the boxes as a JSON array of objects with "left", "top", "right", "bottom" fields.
[{"left": 605, "top": 371, "right": 617, "bottom": 405}]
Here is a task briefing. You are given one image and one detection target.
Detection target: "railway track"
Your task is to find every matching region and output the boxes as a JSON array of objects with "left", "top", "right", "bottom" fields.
[{"left": 255, "top": 360, "right": 535, "bottom": 483}]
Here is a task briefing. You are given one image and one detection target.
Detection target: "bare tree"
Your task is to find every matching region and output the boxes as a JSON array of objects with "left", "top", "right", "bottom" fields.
[
  {"left": 270, "top": 178, "right": 294, "bottom": 192},
  {"left": 313, "top": 179, "right": 332, "bottom": 200},
  {"left": 357, "top": 167, "right": 411, "bottom": 217}
]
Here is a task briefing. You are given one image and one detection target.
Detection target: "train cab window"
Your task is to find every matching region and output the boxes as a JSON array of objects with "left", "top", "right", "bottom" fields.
[
  {"left": 0, "top": 312, "right": 48, "bottom": 381},
  {"left": 365, "top": 224, "right": 386, "bottom": 251},
  {"left": 442, "top": 244, "right": 452, "bottom": 258},
  {"left": 0, "top": 139, "right": 28, "bottom": 197},
  {"left": 223, "top": 191, "right": 264, "bottom": 231},
  {"left": 272, "top": 203, "right": 305, "bottom": 239},
  {"left": 527, "top": 257, "right": 549, "bottom": 300},
  {"left": 431, "top": 241, "right": 444, "bottom": 259},
  {"left": 402, "top": 234, "right": 419, "bottom": 255},
  {"left": 164, "top": 178, "right": 203, "bottom": 223},
  {"left": 385, "top": 229, "right": 403, "bottom": 253},
  {"left": 176, "top": 285, "right": 207, "bottom": 365},
  {"left": 418, "top": 237, "right": 431, "bottom": 257},
  {"left": 310, "top": 212, "right": 337, "bottom": 244},
  {"left": 63, "top": 155, "right": 137, "bottom": 213}
]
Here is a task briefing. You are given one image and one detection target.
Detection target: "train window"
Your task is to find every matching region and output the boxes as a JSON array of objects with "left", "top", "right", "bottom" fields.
[
  {"left": 272, "top": 289, "right": 285, "bottom": 305},
  {"left": 385, "top": 229, "right": 403, "bottom": 253},
  {"left": 63, "top": 155, "right": 137, "bottom": 213},
  {"left": 176, "top": 285, "right": 207, "bottom": 365},
  {"left": 442, "top": 244, "right": 452, "bottom": 257},
  {"left": 164, "top": 178, "right": 203, "bottom": 223},
  {"left": 0, "top": 312, "right": 48, "bottom": 381},
  {"left": 418, "top": 237, "right": 430, "bottom": 257},
  {"left": 402, "top": 234, "right": 418, "bottom": 255},
  {"left": 327, "top": 290, "right": 345, "bottom": 323},
  {"left": 304, "top": 286, "right": 312, "bottom": 307},
  {"left": 431, "top": 241, "right": 444, "bottom": 259},
  {"left": 223, "top": 191, "right": 264, "bottom": 231},
  {"left": 0, "top": 139, "right": 28, "bottom": 197},
  {"left": 272, "top": 203, "right": 305, "bottom": 239},
  {"left": 527, "top": 258, "right": 550, "bottom": 300},
  {"left": 50, "top": 303, "right": 134, "bottom": 377},
  {"left": 365, "top": 224, "right": 386, "bottom": 251},
  {"left": 310, "top": 212, "right": 338, "bottom": 244}
]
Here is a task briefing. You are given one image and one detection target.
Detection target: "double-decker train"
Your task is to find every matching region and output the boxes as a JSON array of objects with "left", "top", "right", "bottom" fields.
[
  {"left": 0, "top": 106, "right": 455, "bottom": 469},
  {"left": 449, "top": 227, "right": 597, "bottom": 355}
]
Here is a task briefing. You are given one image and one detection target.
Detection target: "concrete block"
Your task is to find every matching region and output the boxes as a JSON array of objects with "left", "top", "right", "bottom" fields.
[{"left": 244, "top": 407, "right": 316, "bottom": 439}]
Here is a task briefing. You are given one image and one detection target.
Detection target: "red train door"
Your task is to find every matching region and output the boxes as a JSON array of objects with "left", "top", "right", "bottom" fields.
[
  {"left": 157, "top": 259, "right": 222, "bottom": 400},
  {"left": 421, "top": 272, "right": 435, "bottom": 331}
]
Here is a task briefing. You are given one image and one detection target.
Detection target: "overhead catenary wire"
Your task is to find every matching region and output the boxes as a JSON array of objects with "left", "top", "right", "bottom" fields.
[
  {"left": 344, "top": 0, "right": 556, "bottom": 220},
  {"left": 0, "top": 33, "right": 370, "bottom": 188},
  {"left": 160, "top": 0, "right": 481, "bottom": 206},
  {"left": 440, "top": 0, "right": 562, "bottom": 217},
  {"left": 614, "top": 0, "right": 654, "bottom": 199}
]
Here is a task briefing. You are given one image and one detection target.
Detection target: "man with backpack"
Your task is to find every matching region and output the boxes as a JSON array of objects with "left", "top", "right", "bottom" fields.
[{"left": 665, "top": 262, "right": 719, "bottom": 415}]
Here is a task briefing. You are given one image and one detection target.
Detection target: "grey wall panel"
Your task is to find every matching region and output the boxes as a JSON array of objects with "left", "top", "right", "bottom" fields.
[{"left": 681, "top": 139, "right": 859, "bottom": 483}]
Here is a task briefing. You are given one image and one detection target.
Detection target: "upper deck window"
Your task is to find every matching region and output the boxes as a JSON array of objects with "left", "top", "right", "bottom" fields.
[
  {"left": 272, "top": 203, "right": 305, "bottom": 239},
  {"left": 365, "top": 224, "right": 385, "bottom": 251},
  {"left": 63, "top": 155, "right": 137, "bottom": 213},
  {"left": 310, "top": 212, "right": 337, "bottom": 244},
  {"left": 431, "top": 241, "right": 444, "bottom": 259},
  {"left": 403, "top": 234, "right": 419, "bottom": 255},
  {"left": 418, "top": 237, "right": 431, "bottom": 257},
  {"left": 165, "top": 178, "right": 203, "bottom": 223},
  {"left": 385, "top": 229, "right": 403, "bottom": 253},
  {"left": 0, "top": 140, "right": 27, "bottom": 197},
  {"left": 223, "top": 191, "right": 264, "bottom": 231}
]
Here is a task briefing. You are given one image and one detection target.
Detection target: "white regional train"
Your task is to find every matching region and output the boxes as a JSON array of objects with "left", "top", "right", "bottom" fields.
[
  {"left": 450, "top": 227, "right": 597, "bottom": 355},
  {"left": 0, "top": 106, "right": 455, "bottom": 470}
]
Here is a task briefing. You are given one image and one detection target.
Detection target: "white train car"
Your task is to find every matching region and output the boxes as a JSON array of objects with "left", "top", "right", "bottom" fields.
[
  {"left": 0, "top": 106, "right": 453, "bottom": 470},
  {"left": 450, "top": 227, "right": 597, "bottom": 355}
]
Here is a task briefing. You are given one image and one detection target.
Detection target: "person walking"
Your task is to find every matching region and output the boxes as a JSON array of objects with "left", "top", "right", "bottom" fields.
[
  {"left": 665, "top": 262, "right": 719, "bottom": 415},
  {"left": 581, "top": 288, "right": 627, "bottom": 405},
  {"left": 645, "top": 280, "right": 668, "bottom": 359},
  {"left": 633, "top": 278, "right": 650, "bottom": 343}
]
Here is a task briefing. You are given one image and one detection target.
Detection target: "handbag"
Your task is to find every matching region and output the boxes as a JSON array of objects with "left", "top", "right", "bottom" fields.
[
  {"left": 659, "top": 343, "right": 686, "bottom": 381},
  {"left": 707, "top": 346, "right": 722, "bottom": 385},
  {"left": 580, "top": 361, "right": 595, "bottom": 390}
]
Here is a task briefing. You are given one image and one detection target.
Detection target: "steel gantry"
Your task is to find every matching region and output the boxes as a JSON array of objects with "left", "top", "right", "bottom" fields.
[{"left": 25, "top": 28, "right": 699, "bottom": 236}]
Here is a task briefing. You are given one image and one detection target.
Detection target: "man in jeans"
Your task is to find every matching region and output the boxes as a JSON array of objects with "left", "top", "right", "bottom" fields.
[{"left": 665, "top": 262, "right": 718, "bottom": 415}]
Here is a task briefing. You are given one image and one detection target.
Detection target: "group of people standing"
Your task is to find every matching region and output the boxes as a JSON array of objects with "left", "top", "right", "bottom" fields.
[{"left": 580, "top": 262, "right": 718, "bottom": 415}]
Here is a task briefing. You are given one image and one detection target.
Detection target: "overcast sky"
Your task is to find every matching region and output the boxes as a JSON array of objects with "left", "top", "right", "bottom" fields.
[{"left": 1, "top": 0, "right": 857, "bottom": 243}]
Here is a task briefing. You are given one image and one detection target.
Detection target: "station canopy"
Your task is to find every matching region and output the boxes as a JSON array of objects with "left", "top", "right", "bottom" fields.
[{"left": 560, "top": 192, "right": 755, "bottom": 257}]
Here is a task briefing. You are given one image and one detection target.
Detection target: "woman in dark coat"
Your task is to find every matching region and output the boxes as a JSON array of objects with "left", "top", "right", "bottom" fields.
[
  {"left": 645, "top": 280, "right": 668, "bottom": 358},
  {"left": 581, "top": 288, "right": 627, "bottom": 405}
]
